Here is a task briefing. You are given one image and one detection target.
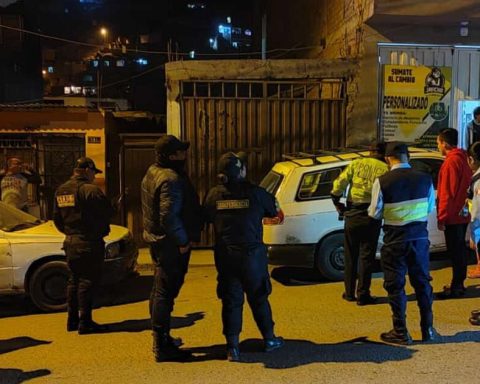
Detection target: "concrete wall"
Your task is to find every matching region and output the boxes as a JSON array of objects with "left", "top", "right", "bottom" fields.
[
  {"left": 266, "top": 0, "right": 480, "bottom": 146},
  {"left": 0, "top": 108, "right": 106, "bottom": 186}
]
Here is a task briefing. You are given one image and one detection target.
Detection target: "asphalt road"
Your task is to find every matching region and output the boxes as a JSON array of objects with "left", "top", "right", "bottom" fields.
[{"left": 1, "top": 251, "right": 480, "bottom": 384}]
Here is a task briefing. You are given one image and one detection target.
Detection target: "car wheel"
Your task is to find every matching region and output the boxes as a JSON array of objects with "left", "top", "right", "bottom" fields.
[
  {"left": 29, "top": 260, "right": 69, "bottom": 312},
  {"left": 315, "top": 233, "right": 345, "bottom": 281}
]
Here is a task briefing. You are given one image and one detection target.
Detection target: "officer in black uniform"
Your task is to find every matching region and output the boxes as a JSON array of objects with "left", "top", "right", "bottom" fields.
[
  {"left": 53, "top": 157, "right": 114, "bottom": 334},
  {"left": 141, "top": 135, "right": 203, "bottom": 362},
  {"left": 204, "top": 152, "right": 284, "bottom": 362}
]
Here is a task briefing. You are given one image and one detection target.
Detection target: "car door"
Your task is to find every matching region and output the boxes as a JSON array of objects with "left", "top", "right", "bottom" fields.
[
  {"left": 410, "top": 157, "right": 445, "bottom": 251},
  {"left": 0, "top": 230, "right": 13, "bottom": 290}
]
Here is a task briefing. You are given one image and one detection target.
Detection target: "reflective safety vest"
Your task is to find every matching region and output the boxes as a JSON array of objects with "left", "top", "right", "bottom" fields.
[
  {"left": 379, "top": 167, "right": 433, "bottom": 243},
  {"left": 331, "top": 157, "right": 388, "bottom": 204}
]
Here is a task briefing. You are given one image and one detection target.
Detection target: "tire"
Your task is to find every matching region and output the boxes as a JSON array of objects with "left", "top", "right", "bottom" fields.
[
  {"left": 315, "top": 233, "right": 345, "bottom": 281},
  {"left": 29, "top": 260, "right": 69, "bottom": 312}
]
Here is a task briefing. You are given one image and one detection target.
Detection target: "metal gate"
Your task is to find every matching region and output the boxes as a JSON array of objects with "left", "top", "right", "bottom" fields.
[
  {"left": 180, "top": 79, "right": 347, "bottom": 199},
  {"left": 36, "top": 135, "right": 85, "bottom": 218},
  {"left": 119, "top": 134, "right": 162, "bottom": 246}
]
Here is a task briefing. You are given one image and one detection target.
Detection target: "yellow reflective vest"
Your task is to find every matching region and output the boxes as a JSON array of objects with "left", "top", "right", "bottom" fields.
[{"left": 331, "top": 157, "right": 389, "bottom": 204}]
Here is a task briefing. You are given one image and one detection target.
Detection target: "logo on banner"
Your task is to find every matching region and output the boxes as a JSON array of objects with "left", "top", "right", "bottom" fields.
[{"left": 424, "top": 67, "right": 446, "bottom": 94}]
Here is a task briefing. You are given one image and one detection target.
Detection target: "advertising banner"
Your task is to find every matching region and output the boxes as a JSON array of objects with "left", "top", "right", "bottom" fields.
[{"left": 381, "top": 65, "right": 452, "bottom": 148}]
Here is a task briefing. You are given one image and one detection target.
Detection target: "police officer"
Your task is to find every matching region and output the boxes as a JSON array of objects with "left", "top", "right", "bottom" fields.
[
  {"left": 331, "top": 142, "right": 388, "bottom": 305},
  {"left": 53, "top": 157, "right": 114, "bottom": 334},
  {"left": 204, "top": 152, "right": 284, "bottom": 362},
  {"left": 141, "top": 135, "right": 203, "bottom": 362},
  {"left": 369, "top": 142, "right": 438, "bottom": 344}
]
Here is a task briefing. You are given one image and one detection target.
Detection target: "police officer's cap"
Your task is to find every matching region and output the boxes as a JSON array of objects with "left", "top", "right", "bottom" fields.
[
  {"left": 218, "top": 151, "right": 247, "bottom": 179},
  {"left": 385, "top": 142, "right": 409, "bottom": 157},
  {"left": 155, "top": 135, "right": 190, "bottom": 156},
  {"left": 75, "top": 157, "right": 102, "bottom": 174}
]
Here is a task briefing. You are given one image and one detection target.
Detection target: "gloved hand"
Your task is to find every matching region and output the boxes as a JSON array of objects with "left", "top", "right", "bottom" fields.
[{"left": 335, "top": 202, "right": 346, "bottom": 215}]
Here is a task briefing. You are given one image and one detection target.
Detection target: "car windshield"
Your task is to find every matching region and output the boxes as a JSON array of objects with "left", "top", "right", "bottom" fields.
[{"left": 0, "top": 201, "right": 42, "bottom": 232}]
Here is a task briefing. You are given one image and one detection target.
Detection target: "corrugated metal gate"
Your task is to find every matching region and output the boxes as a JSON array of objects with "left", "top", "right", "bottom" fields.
[{"left": 180, "top": 79, "right": 347, "bottom": 198}]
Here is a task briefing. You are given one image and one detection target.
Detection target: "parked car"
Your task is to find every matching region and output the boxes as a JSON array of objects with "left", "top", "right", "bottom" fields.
[
  {"left": 261, "top": 147, "right": 445, "bottom": 281},
  {"left": 0, "top": 201, "right": 138, "bottom": 312}
]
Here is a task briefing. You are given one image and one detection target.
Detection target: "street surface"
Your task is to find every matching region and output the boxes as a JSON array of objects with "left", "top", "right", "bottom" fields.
[{"left": 1, "top": 250, "right": 480, "bottom": 384}]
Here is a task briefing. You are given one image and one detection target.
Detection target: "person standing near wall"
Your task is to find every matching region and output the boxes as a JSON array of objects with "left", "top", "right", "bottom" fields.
[
  {"left": 53, "top": 157, "right": 113, "bottom": 334},
  {"left": 436, "top": 128, "right": 472, "bottom": 299},
  {"left": 204, "top": 151, "right": 284, "bottom": 362},
  {"left": 0, "top": 157, "right": 41, "bottom": 211},
  {"left": 330, "top": 142, "right": 388, "bottom": 305},
  {"left": 141, "top": 135, "right": 203, "bottom": 362},
  {"left": 464, "top": 143, "right": 480, "bottom": 324},
  {"left": 468, "top": 107, "right": 480, "bottom": 147}
]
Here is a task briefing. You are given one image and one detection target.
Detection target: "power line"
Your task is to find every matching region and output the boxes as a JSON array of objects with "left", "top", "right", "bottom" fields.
[{"left": 0, "top": 23, "right": 325, "bottom": 58}]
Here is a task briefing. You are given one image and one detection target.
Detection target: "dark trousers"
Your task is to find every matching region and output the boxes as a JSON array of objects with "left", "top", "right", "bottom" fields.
[
  {"left": 214, "top": 244, "right": 274, "bottom": 345},
  {"left": 344, "top": 212, "right": 382, "bottom": 298},
  {"left": 381, "top": 238, "right": 433, "bottom": 330},
  {"left": 444, "top": 223, "right": 468, "bottom": 290},
  {"left": 149, "top": 239, "right": 190, "bottom": 331},
  {"left": 64, "top": 236, "right": 104, "bottom": 321}
]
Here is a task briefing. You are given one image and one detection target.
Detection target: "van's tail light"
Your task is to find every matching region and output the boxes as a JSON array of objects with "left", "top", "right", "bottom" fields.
[{"left": 263, "top": 209, "right": 285, "bottom": 225}]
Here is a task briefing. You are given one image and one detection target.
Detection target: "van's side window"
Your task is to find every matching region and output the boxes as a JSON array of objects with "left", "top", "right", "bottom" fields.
[{"left": 297, "top": 168, "right": 342, "bottom": 201}]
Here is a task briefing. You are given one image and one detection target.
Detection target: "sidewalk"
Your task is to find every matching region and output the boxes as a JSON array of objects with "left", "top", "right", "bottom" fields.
[{"left": 136, "top": 248, "right": 214, "bottom": 271}]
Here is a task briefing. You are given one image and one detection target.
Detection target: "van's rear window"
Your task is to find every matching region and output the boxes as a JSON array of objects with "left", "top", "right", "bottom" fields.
[{"left": 260, "top": 171, "right": 283, "bottom": 195}]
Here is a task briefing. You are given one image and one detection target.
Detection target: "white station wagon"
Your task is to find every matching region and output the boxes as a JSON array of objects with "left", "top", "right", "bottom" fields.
[
  {"left": 261, "top": 147, "right": 446, "bottom": 281},
  {"left": 0, "top": 201, "right": 138, "bottom": 311}
]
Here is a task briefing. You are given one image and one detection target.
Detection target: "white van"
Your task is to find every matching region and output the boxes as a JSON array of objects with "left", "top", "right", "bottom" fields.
[{"left": 260, "top": 147, "right": 446, "bottom": 281}]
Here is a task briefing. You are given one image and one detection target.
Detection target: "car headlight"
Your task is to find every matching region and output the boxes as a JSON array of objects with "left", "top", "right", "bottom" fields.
[{"left": 105, "top": 242, "right": 120, "bottom": 259}]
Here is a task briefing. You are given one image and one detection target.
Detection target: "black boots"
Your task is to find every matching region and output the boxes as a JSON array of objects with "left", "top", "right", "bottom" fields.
[
  {"left": 382, "top": 315, "right": 439, "bottom": 344},
  {"left": 152, "top": 329, "right": 192, "bottom": 362},
  {"left": 357, "top": 295, "right": 377, "bottom": 306},
  {"left": 264, "top": 336, "right": 285, "bottom": 352},
  {"left": 420, "top": 312, "right": 439, "bottom": 342},
  {"left": 421, "top": 326, "right": 440, "bottom": 342},
  {"left": 224, "top": 335, "right": 284, "bottom": 361},
  {"left": 67, "top": 310, "right": 79, "bottom": 332},
  {"left": 77, "top": 311, "right": 108, "bottom": 334},
  {"left": 226, "top": 346, "right": 241, "bottom": 362},
  {"left": 78, "top": 320, "right": 109, "bottom": 335},
  {"left": 381, "top": 317, "right": 412, "bottom": 345},
  {"left": 380, "top": 328, "right": 413, "bottom": 345}
]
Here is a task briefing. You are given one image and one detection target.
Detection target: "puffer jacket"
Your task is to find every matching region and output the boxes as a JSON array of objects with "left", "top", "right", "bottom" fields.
[
  {"left": 141, "top": 161, "right": 203, "bottom": 245},
  {"left": 437, "top": 147, "right": 472, "bottom": 225}
]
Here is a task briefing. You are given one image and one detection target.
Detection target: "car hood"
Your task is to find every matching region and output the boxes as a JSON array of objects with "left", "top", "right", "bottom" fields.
[{"left": 6, "top": 221, "right": 130, "bottom": 243}]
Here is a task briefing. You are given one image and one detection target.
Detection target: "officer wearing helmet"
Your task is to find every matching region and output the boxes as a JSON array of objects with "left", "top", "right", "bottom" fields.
[
  {"left": 53, "top": 157, "right": 114, "bottom": 334},
  {"left": 204, "top": 151, "right": 284, "bottom": 362}
]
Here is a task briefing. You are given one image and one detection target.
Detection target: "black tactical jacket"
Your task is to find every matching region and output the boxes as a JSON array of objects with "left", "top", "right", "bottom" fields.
[
  {"left": 141, "top": 161, "right": 203, "bottom": 246},
  {"left": 204, "top": 180, "right": 277, "bottom": 246},
  {"left": 53, "top": 175, "right": 114, "bottom": 240}
]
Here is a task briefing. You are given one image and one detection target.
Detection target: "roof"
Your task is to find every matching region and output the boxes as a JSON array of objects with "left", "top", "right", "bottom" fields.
[{"left": 282, "top": 147, "right": 443, "bottom": 167}]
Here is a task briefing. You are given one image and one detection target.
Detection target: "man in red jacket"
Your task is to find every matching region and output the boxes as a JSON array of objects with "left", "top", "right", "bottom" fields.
[{"left": 436, "top": 128, "right": 472, "bottom": 299}]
